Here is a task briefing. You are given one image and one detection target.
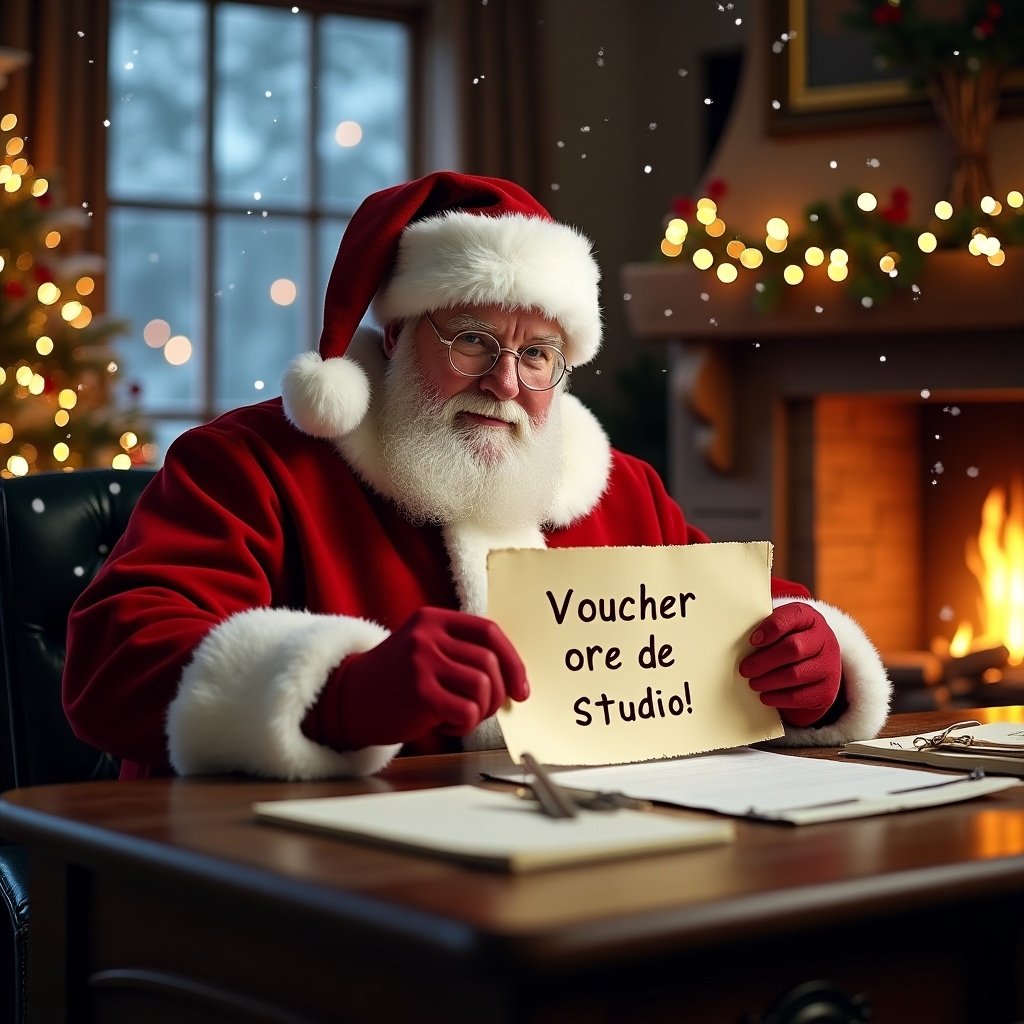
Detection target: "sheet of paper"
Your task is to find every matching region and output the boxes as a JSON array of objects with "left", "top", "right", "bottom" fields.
[
  {"left": 512, "top": 748, "right": 1020, "bottom": 825},
  {"left": 487, "top": 542, "right": 783, "bottom": 766}
]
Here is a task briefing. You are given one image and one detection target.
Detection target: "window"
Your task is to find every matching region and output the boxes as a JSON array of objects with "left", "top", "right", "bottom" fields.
[{"left": 106, "top": 0, "right": 413, "bottom": 457}]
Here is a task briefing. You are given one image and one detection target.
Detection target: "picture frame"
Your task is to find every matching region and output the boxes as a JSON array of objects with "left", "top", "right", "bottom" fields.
[{"left": 768, "top": 0, "right": 1024, "bottom": 133}]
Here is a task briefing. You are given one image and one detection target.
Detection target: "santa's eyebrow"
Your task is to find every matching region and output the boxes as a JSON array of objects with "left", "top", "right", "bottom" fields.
[
  {"left": 445, "top": 313, "right": 499, "bottom": 333},
  {"left": 443, "top": 314, "right": 564, "bottom": 348}
]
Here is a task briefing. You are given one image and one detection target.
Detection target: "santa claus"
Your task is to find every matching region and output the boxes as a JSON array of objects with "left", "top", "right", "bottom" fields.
[{"left": 63, "top": 172, "right": 891, "bottom": 780}]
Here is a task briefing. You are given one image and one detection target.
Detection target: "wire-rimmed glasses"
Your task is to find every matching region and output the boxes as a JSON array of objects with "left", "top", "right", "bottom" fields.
[{"left": 423, "top": 313, "right": 570, "bottom": 391}]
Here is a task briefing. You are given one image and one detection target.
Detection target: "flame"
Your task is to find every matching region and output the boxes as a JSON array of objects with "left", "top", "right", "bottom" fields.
[
  {"left": 948, "top": 620, "right": 974, "bottom": 658},
  {"left": 953, "top": 478, "right": 1024, "bottom": 666}
]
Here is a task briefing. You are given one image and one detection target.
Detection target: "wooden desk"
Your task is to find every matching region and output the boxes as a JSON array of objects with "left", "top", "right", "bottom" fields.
[{"left": 2, "top": 708, "right": 1024, "bottom": 1024}]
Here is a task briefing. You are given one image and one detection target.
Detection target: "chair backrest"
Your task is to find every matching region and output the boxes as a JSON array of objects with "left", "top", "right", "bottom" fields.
[{"left": 0, "top": 469, "right": 156, "bottom": 791}]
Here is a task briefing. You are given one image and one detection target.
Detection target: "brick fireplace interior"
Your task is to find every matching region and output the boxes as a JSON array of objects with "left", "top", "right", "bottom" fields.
[
  {"left": 792, "top": 395, "right": 1023, "bottom": 665},
  {"left": 622, "top": 253, "right": 1024, "bottom": 710}
]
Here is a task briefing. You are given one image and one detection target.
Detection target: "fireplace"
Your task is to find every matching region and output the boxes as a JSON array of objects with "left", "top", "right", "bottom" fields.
[{"left": 621, "top": 251, "right": 1024, "bottom": 709}]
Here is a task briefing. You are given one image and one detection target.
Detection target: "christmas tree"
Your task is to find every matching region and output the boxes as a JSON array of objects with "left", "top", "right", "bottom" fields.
[{"left": 0, "top": 110, "right": 151, "bottom": 477}]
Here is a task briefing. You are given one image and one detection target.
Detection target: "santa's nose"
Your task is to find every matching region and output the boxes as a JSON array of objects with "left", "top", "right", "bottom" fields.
[{"left": 478, "top": 351, "right": 521, "bottom": 401}]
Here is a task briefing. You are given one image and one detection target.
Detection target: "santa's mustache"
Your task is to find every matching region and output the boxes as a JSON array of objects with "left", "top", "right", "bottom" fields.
[{"left": 438, "top": 392, "right": 532, "bottom": 430}]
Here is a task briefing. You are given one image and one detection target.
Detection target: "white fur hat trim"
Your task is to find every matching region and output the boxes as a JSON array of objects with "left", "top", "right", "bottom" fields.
[{"left": 373, "top": 211, "right": 602, "bottom": 367}]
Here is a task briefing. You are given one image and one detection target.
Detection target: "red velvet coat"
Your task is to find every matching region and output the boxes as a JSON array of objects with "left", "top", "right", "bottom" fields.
[{"left": 64, "top": 372, "right": 890, "bottom": 780}]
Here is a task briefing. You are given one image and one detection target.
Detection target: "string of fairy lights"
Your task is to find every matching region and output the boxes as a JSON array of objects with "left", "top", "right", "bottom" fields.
[
  {"left": 659, "top": 187, "right": 1023, "bottom": 296},
  {"left": 1, "top": 111, "right": 148, "bottom": 476}
]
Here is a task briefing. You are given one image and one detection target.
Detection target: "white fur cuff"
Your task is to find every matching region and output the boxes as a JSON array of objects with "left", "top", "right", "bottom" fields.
[{"left": 167, "top": 607, "right": 399, "bottom": 779}]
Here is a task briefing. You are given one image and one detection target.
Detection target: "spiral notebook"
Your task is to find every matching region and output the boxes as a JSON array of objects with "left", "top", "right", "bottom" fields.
[{"left": 843, "top": 720, "right": 1024, "bottom": 777}]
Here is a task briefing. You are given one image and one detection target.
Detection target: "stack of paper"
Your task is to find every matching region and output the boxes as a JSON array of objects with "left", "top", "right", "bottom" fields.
[{"left": 496, "top": 746, "right": 1020, "bottom": 825}]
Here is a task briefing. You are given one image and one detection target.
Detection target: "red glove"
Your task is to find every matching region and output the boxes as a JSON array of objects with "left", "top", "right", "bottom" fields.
[
  {"left": 738, "top": 602, "right": 842, "bottom": 728},
  {"left": 301, "top": 607, "right": 530, "bottom": 751}
]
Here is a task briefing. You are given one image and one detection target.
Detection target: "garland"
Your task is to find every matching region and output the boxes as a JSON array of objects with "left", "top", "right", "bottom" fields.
[
  {"left": 660, "top": 179, "right": 1024, "bottom": 310},
  {"left": 843, "top": 1, "right": 1024, "bottom": 84}
]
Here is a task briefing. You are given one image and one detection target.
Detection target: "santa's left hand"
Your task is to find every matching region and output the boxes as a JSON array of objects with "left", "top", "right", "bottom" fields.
[{"left": 738, "top": 603, "right": 842, "bottom": 727}]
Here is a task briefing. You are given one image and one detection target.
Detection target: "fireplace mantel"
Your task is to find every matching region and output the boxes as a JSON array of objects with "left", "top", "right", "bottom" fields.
[{"left": 620, "top": 249, "right": 1023, "bottom": 475}]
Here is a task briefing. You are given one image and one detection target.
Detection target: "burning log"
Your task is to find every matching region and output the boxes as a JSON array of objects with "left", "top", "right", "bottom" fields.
[
  {"left": 884, "top": 650, "right": 946, "bottom": 689},
  {"left": 944, "top": 645, "right": 1011, "bottom": 682}
]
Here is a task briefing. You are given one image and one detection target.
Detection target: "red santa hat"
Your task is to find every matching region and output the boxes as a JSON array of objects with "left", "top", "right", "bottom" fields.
[{"left": 282, "top": 171, "right": 603, "bottom": 439}]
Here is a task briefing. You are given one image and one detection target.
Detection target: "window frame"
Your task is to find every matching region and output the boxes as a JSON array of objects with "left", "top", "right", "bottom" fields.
[{"left": 101, "top": 0, "right": 459, "bottom": 442}]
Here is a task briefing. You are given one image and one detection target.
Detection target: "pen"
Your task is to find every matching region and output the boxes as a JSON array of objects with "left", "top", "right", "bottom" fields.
[
  {"left": 521, "top": 753, "right": 579, "bottom": 819},
  {"left": 515, "top": 785, "right": 654, "bottom": 813},
  {"left": 516, "top": 755, "right": 653, "bottom": 814}
]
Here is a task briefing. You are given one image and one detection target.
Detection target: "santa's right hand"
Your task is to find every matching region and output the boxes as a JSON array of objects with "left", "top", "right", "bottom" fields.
[{"left": 301, "top": 607, "right": 530, "bottom": 750}]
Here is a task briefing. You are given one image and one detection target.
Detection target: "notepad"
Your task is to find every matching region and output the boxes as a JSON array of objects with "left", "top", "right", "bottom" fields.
[
  {"left": 253, "top": 785, "right": 734, "bottom": 872},
  {"left": 843, "top": 721, "right": 1024, "bottom": 777}
]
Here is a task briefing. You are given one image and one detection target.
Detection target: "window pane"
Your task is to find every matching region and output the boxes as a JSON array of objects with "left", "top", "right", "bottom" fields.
[
  {"left": 108, "top": 208, "right": 205, "bottom": 411},
  {"left": 214, "top": 4, "right": 310, "bottom": 208},
  {"left": 214, "top": 215, "right": 310, "bottom": 407},
  {"left": 318, "top": 17, "right": 410, "bottom": 209},
  {"left": 108, "top": 0, "right": 207, "bottom": 202}
]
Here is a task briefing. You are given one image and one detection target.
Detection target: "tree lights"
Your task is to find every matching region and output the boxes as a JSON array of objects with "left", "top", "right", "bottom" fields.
[{"left": 0, "top": 112, "right": 151, "bottom": 476}]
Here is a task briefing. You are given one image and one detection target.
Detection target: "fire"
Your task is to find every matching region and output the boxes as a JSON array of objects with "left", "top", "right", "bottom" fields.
[{"left": 949, "top": 478, "right": 1024, "bottom": 666}]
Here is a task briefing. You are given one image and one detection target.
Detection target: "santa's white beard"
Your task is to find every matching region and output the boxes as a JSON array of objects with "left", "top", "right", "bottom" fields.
[{"left": 375, "top": 334, "right": 565, "bottom": 528}]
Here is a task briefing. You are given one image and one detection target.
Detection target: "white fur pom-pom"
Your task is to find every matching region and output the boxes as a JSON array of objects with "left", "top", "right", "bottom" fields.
[{"left": 281, "top": 352, "right": 371, "bottom": 439}]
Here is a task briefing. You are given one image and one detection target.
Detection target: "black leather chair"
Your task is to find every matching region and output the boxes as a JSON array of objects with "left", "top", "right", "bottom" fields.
[{"left": 0, "top": 468, "right": 156, "bottom": 1024}]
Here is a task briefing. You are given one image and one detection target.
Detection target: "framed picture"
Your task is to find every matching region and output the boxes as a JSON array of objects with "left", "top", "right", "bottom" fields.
[{"left": 768, "top": 0, "right": 1024, "bottom": 133}]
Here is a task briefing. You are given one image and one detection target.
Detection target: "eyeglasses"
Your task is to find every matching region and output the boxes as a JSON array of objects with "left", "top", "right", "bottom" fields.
[{"left": 423, "top": 313, "right": 570, "bottom": 392}]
